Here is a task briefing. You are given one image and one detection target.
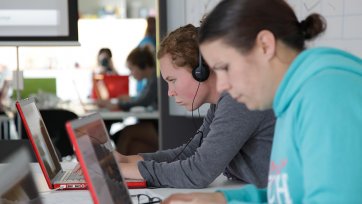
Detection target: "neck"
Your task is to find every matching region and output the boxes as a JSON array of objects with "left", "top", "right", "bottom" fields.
[
  {"left": 275, "top": 41, "right": 299, "bottom": 67},
  {"left": 204, "top": 73, "right": 220, "bottom": 104},
  {"left": 269, "top": 42, "right": 300, "bottom": 105}
]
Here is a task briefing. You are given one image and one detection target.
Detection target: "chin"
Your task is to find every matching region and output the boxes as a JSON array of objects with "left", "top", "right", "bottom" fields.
[
  {"left": 246, "top": 102, "right": 270, "bottom": 111},
  {"left": 242, "top": 100, "right": 260, "bottom": 111},
  {"left": 184, "top": 104, "right": 199, "bottom": 112},
  {"left": 245, "top": 103, "right": 257, "bottom": 111}
]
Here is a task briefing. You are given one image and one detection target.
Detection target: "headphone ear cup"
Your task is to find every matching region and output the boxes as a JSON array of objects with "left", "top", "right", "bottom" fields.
[
  {"left": 192, "top": 66, "right": 209, "bottom": 82},
  {"left": 192, "top": 56, "right": 210, "bottom": 82}
]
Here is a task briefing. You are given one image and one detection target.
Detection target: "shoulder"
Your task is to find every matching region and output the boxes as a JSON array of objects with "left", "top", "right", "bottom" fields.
[
  {"left": 301, "top": 68, "right": 361, "bottom": 105},
  {"left": 139, "top": 36, "right": 156, "bottom": 47},
  {"left": 294, "top": 68, "right": 362, "bottom": 131}
]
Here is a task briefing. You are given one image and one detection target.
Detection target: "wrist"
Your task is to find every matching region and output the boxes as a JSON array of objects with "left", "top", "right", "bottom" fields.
[{"left": 129, "top": 155, "right": 143, "bottom": 163}]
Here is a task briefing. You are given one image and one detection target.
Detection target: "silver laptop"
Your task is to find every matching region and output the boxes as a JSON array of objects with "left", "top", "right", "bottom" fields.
[{"left": 15, "top": 97, "right": 87, "bottom": 190}]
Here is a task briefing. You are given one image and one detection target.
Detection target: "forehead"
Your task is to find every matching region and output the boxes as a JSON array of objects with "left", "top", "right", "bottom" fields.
[
  {"left": 200, "top": 38, "right": 229, "bottom": 51},
  {"left": 200, "top": 39, "right": 241, "bottom": 66},
  {"left": 159, "top": 54, "right": 191, "bottom": 77}
]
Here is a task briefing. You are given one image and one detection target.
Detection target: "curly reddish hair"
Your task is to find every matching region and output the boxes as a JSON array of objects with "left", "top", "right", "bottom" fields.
[{"left": 157, "top": 24, "right": 199, "bottom": 72}]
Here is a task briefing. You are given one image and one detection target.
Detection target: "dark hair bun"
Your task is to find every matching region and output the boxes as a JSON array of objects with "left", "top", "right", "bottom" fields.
[{"left": 300, "top": 13, "right": 327, "bottom": 40}]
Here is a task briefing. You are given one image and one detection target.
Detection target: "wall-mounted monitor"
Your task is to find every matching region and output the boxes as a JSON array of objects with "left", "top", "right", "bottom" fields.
[{"left": 0, "top": 0, "right": 79, "bottom": 46}]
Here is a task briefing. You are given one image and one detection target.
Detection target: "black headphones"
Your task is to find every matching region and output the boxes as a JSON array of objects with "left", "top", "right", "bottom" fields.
[
  {"left": 192, "top": 26, "right": 210, "bottom": 82},
  {"left": 192, "top": 51, "right": 210, "bottom": 82}
]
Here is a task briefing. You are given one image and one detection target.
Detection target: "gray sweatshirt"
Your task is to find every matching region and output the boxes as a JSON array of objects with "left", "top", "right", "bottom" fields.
[{"left": 138, "top": 93, "right": 275, "bottom": 188}]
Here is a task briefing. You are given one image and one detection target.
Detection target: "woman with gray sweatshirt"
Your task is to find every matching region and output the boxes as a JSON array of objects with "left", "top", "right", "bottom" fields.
[{"left": 116, "top": 24, "right": 275, "bottom": 189}]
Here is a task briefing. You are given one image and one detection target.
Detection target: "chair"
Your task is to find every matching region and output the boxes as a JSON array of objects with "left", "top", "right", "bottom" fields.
[
  {"left": 39, "top": 109, "right": 78, "bottom": 157},
  {"left": 0, "top": 139, "right": 37, "bottom": 162},
  {"left": 115, "top": 120, "right": 159, "bottom": 155}
]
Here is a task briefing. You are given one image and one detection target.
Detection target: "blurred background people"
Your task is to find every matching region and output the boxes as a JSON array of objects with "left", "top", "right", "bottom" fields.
[
  {"left": 138, "top": 16, "right": 156, "bottom": 52},
  {"left": 97, "top": 46, "right": 158, "bottom": 155},
  {"left": 136, "top": 16, "right": 156, "bottom": 98},
  {"left": 97, "top": 46, "right": 157, "bottom": 111},
  {"left": 97, "top": 48, "right": 118, "bottom": 75}
]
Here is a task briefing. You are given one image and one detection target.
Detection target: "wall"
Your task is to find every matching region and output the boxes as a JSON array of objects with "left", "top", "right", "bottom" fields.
[
  {"left": 288, "top": 0, "right": 362, "bottom": 58},
  {"left": 78, "top": 0, "right": 155, "bottom": 18}
]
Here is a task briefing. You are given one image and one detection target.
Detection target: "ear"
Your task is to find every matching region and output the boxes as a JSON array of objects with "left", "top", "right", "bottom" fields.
[{"left": 255, "top": 30, "right": 276, "bottom": 61}]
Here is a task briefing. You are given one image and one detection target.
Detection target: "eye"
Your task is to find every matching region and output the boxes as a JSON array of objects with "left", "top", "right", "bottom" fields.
[
  {"left": 213, "top": 64, "right": 229, "bottom": 72},
  {"left": 166, "top": 79, "right": 175, "bottom": 84},
  {"left": 220, "top": 65, "right": 229, "bottom": 71}
]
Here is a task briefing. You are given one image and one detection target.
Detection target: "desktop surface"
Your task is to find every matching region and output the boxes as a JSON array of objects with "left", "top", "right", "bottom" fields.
[{"left": 0, "top": 162, "right": 244, "bottom": 204}]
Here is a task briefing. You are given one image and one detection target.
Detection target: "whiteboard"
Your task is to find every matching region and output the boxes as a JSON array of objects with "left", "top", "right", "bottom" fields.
[
  {"left": 185, "top": 0, "right": 221, "bottom": 26},
  {"left": 288, "top": 0, "right": 362, "bottom": 57}
]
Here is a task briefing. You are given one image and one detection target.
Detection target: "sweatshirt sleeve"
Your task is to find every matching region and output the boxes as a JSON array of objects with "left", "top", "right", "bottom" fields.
[
  {"left": 139, "top": 130, "right": 203, "bottom": 163},
  {"left": 137, "top": 93, "right": 269, "bottom": 188},
  {"left": 219, "top": 185, "right": 267, "bottom": 204}
]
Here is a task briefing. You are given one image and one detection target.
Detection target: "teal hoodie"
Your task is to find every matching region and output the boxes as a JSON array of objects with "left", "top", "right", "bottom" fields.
[{"left": 220, "top": 47, "right": 362, "bottom": 203}]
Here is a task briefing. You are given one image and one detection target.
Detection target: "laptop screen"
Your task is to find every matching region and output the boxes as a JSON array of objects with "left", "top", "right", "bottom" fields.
[
  {"left": 17, "top": 98, "right": 61, "bottom": 180},
  {"left": 69, "top": 113, "right": 131, "bottom": 204}
]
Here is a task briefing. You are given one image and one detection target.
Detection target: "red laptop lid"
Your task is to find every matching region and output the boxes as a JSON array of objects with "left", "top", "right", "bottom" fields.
[{"left": 91, "top": 74, "right": 129, "bottom": 99}]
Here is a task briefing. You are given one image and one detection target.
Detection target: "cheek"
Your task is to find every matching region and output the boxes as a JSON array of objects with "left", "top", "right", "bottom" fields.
[
  {"left": 227, "top": 70, "right": 241, "bottom": 88},
  {"left": 215, "top": 72, "right": 229, "bottom": 92},
  {"left": 176, "top": 80, "right": 198, "bottom": 99},
  {"left": 216, "top": 72, "right": 227, "bottom": 83},
  {"left": 235, "top": 68, "right": 262, "bottom": 98}
]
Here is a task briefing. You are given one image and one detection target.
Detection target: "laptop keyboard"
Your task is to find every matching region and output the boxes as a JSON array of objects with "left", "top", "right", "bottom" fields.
[{"left": 60, "top": 170, "right": 85, "bottom": 183}]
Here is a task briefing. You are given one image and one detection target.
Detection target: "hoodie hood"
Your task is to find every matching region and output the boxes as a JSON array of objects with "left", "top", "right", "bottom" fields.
[{"left": 273, "top": 47, "right": 362, "bottom": 117}]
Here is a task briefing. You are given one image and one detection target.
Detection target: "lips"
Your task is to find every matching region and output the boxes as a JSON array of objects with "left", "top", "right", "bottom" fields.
[{"left": 230, "top": 93, "right": 243, "bottom": 102}]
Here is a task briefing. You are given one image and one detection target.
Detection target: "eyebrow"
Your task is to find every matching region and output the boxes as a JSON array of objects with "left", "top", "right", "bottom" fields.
[
  {"left": 212, "top": 64, "right": 227, "bottom": 71},
  {"left": 210, "top": 62, "right": 227, "bottom": 70}
]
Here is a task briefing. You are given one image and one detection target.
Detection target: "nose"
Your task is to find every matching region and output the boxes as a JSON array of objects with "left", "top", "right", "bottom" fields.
[
  {"left": 216, "top": 75, "right": 231, "bottom": 93},
  {"left": 168, "top": 85, "right": 176, "bottom": 97}
]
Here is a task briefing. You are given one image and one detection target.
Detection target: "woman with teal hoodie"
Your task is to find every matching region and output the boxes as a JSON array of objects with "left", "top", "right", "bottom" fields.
[{"left": 162, "top": 0, "right": 362, "bottom": 203}]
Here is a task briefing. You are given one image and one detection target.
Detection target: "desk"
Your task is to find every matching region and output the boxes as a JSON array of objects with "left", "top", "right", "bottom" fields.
[
  {"left": 28, "top": 162, "right": 242, "bottom": 204},
  {"left": 58, "top": 101, "right": 159, "bottom": 121},
  {"left": 98, "top": 110, "right": 159, "bottom": 120}
]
